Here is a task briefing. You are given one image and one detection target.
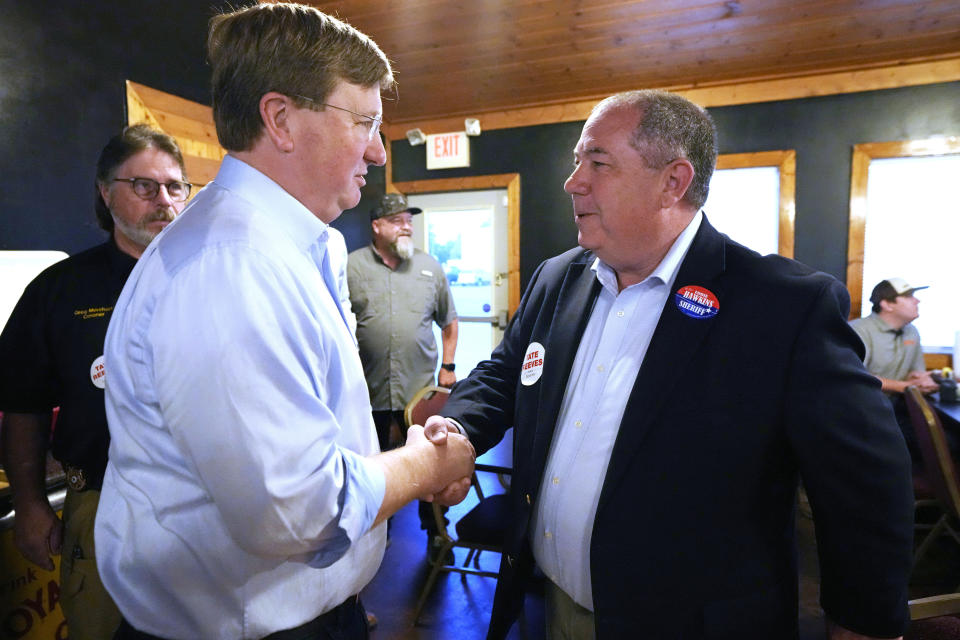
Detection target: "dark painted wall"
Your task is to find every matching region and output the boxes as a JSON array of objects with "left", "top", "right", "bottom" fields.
[
  {"left": 2, "top": 0, "right": 958, "bottom": 290},
  {"left": 392, "top": 82, "right": 960, "bottom": 288},
  {"left": 0, "top": 0, "right": 383, "bottom": 256},
  {"left": 0, "top": 0, "right": 218, "bottom": 253}
]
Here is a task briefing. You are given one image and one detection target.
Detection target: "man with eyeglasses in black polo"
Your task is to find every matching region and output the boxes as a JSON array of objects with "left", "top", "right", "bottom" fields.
[{"left": 0, "top": 123, "right": 188, "bottom": 640}]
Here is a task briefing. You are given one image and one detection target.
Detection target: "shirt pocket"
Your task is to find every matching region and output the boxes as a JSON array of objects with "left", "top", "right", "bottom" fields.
[{"left": 406, "top": 275, "right": 436, "bottom": 315}]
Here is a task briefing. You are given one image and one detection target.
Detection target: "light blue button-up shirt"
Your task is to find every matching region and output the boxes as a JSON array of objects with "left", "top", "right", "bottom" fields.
[
  {"left": 95, "top": 155, "right": 386, "bottom": 639},
  {"left": 531, "top": 212, "right": 703, "bottom": 610}
]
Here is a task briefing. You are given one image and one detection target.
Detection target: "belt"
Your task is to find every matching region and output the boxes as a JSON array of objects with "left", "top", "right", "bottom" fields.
[{"left": 64, "top": 464, "right": 102, "bottom": 492}]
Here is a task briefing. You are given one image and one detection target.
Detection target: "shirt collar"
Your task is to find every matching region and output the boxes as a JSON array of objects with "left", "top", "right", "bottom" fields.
[
  {"left": 105, "top": 235, "right": 138, "bottom": 270},
  {"left": 213, "top": 154, "right": 329, "bottom": 251},
  {"left": 592, "top": 210, "right": 703, "bottom": 293},
  {"left": 870, "top": 312, "right": 906, "bottom": 334}
]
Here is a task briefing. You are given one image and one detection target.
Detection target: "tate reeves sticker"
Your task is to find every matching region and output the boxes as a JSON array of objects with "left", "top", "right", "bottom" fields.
[
  {"left": 521, "top": 342, "right": 545, "bottom": 386},
  {"left": 90, "top": 354, "right": 106, "bottom": 389},
  {"left": 674, "top": 285, "right": 719, "bottom": 320}
]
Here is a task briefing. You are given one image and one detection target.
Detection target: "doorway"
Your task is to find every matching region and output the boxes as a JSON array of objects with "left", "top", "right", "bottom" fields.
[{"left": 394, "top": 173, "right": 520, "bottom": 376}]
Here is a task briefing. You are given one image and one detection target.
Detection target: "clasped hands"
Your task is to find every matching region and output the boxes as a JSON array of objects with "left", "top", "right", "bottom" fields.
[
  {"left": 406, "top": 415, "right": 475, "bottom": 507},
  {"left": 907, "top": 369, "right": 939, "bottom": 395}
]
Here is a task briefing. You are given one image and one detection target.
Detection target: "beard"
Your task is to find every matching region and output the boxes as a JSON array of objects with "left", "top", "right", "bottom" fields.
[
  {"left": 113, "top": 208, "right": 176, "bottom": 249},
  {"left": 391, "top": 235, "right": 415, "bottom": 260}
]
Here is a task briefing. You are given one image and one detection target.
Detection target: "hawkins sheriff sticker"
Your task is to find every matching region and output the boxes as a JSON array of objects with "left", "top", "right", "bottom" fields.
[
  {"left": 521, "top": 342, "right": 545, "bottom": 386},
  {"left": 90, "top": 354, "right": 106, "bottom": 389},
  {"left": 674, "top": 285, "right": 719, "bottom": 320}
]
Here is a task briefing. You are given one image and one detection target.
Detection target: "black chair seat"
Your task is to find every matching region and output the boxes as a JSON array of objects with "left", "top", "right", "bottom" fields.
[{"left": 455, "top": 493, "right": 510, "bottom": 546}]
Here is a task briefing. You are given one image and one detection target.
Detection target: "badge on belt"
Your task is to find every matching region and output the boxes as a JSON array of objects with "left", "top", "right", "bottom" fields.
[{"left": 66, "top": 465, "right": 87, "bottom": 491}]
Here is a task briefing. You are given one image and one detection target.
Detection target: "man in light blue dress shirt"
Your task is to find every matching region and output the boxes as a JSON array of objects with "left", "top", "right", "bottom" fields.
[{"left": 95, "top": 5, "right": 474, "bottom": 639}]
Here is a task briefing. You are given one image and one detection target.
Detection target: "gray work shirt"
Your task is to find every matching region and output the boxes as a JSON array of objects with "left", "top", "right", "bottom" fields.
[
  {"left": 348, "top": 245, "right": 457, "bottom": 410},
  {"left": 850, "top": 312, "right": 925, "bottom": 389}
]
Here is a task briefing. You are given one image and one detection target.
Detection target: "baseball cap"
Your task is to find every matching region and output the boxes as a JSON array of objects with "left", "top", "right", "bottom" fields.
[
  {"left": 371, "top": 193, "right": 422, "bottom": 221},
  {"left": 869, "top": 277, "right": 929, "bottom": 305}
]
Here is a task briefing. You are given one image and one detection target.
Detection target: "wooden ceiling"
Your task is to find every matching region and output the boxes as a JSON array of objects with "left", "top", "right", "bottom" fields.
[{"left": 305, "top": 0, "right": 960, "bottom": 125}]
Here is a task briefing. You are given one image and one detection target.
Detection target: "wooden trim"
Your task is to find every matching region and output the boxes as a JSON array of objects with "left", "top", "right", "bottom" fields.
[
  {"left": 125, "top": 81, "right": 164, "bottom": 131},
  {"left": 125, "top": 81, "right": 225, "bottom": 188},
  {"left": 846, "top": 136, "right": 960, "bottom": 317},
  {"left": 383, "top": 57, "right": 960, "bottom": 140},
  {"left": 925, "top": 353, "right": 953, "bottom": 371},
  {"left": 846, "top": 147, "right": 872, "bottom": 318},
  {"left": 715, "top": 150, "right": 796, "bottom": 258},
  {"left": 393, "top": 174, "right": 522, "bottom": 314}
]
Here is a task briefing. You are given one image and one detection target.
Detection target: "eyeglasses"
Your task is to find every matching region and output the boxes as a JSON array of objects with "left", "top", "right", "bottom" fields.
[
  {"left": 112, "top": 177, "right": 192, "bottom": 202},
  {"left": 293, "top": 95, "right": 383, "bottom": 141}
]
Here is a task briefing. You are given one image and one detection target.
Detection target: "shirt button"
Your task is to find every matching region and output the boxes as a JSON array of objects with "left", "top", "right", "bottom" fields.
[
  {"left": 617, "top": 310, "right": 625, "bottom": 317},
  {"left": 552, "top": 476, "right": 560, "bottom": 484},
  {"left": 597, "top": 364, "right": 605, "bottom": 372},
  {"left": 544, "top": 531, "right": 552, "bottom": 539},
  {"left": 575, "top": 420, "right": 582, "bottom": 428}
]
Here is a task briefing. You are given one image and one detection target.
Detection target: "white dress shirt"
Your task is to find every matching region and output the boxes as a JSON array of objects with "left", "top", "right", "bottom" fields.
[
  {"left": 531, "top": 212, "right": 703, "bottom": 610},
  {"left": 96, "top": 155, "right": 386, "bottom": 639}
]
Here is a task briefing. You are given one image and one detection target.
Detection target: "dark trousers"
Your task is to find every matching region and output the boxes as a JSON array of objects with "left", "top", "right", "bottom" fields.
[
  {"left": 372, "top": 409, "right": 448, "bottom": 536},
  {"left": 371, "top": 409, "right": 406, "bottom": 452},
  {"left": 114, "top": 596, "right": 369, "bottom": 640}
]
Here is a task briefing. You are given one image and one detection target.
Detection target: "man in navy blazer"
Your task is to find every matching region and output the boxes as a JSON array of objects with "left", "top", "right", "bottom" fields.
[{"left": 429, "top": 90, "right": 914, "bottom": 639}]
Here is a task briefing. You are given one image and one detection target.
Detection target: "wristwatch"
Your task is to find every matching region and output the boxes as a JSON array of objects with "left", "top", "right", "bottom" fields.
[{"left": 440, "top": 362, "right": 456, "bottom": 372}]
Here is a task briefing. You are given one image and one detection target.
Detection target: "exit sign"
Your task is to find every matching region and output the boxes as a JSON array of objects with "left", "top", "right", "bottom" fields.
[{"left": 426, "top": 132, "right": 470, "bottom": 169}]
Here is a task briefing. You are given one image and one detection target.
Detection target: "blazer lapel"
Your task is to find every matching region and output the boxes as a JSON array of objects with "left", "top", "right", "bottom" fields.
[
  {"left": 598, "top": 219, "right": 729, "bottom": 510},
  {"left": 529, "top": 256, "right": 601, "bottom": 483}
]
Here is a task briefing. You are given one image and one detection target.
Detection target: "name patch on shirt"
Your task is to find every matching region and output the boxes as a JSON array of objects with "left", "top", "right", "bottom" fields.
[
  {"left": 521, "top": 342, "right": 545, "bottom": 386},
  {"left": 74, "top": 305, "right": 114, "bottom": 320},
  {"left": 421, "top": 269, "right": 433, "bottom": 277},
  {"left": 674, "top": 285, "right": 719, "bottom": 320}
]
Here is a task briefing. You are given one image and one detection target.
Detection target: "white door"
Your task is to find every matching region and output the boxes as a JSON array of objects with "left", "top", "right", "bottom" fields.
[{"left": 408, "top": 189, "right": 510, "bottom": 377}]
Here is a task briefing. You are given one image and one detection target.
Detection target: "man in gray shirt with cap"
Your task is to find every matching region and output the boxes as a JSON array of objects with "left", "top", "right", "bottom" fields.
[
  {"left": 348, "top": 192, "right": 459, "bottom": 561},
  {"left": 851, "top": 277, "right": 939, "bottom": 462}
]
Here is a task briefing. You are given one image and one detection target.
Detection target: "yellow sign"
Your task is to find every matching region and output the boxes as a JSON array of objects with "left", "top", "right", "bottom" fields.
[{"left": 1, "top": 520, "right": 66, "bottom": 640}]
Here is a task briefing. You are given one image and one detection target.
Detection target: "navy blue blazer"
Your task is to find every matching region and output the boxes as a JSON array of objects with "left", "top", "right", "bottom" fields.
[{"left": 444, "top": 218, "right": 914, "bottom": 639}]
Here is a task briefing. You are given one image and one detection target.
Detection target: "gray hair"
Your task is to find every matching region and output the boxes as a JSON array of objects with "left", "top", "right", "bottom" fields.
[{"left": 594, "top": 90, "right": 718, "bottom": 209}]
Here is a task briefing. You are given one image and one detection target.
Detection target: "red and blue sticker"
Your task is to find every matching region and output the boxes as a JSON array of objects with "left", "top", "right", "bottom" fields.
[{"left": 674, "top": 285, "right": 719, "bottom": 320}]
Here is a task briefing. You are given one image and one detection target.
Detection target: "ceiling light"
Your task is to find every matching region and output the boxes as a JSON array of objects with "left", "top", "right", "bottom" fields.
[{"left": 406, "top": 128, "right": 426, "bottom": 145}]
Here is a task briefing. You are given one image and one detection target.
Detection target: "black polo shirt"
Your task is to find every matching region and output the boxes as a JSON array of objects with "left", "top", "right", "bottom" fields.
[{"left": 0, "top": 239, "right": 136, "bottom": 484}]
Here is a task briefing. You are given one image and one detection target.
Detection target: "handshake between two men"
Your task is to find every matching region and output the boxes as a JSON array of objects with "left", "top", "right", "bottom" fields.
[{"left": 369, "top": 415, "right": 477, "bottom": 526}]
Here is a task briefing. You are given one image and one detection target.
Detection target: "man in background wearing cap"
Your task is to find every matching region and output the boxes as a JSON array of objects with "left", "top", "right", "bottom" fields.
[
  {"left": 348, "top": 192, "right": 459, "bottom": 562},
  {"left": 851, "top": 278, "right": 938, "bottom": 462}
]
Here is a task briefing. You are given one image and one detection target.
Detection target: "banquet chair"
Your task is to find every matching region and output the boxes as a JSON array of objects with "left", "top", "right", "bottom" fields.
[
  {"left": 404, "top": 385, "right": 513, "bottom": 625},
  {"left": 907, "top": 593, "right": 960, "bottom": 639},
  {"left": 904, "top": 386, "right": 960, "bottom": 568},
  {"left": 404, "top": 385, "right": 452, "bottom": 430}
]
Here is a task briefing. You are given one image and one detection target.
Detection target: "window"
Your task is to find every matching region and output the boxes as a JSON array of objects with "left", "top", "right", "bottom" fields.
[
  {"left": 704, "top": 150, "right": 796, "bottom": 258},
  {"left": 847, "top": 137, "right": 960, "bottom": 350}
]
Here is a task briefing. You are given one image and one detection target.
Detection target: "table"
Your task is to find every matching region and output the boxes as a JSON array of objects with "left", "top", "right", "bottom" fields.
[{"left": 931, "top": 393, "right": 960, "bottom": 430}]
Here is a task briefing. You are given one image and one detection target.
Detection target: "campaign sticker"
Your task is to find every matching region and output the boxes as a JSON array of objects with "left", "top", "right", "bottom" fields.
[
  {"left": 674, "top": 285, "right": 719, "bottom": 320},
  {"left": 521, "top": 342, "right": 545, "bottom": 386},
  {"left": 90, "top": 354, "right": 106, "bottom": 389}
]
